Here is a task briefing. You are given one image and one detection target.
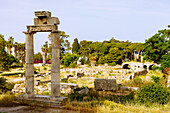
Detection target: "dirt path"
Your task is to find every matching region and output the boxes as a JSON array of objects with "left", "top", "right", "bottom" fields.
[{"left": 0, "top": 106, "right": 78, "bottom": 113}]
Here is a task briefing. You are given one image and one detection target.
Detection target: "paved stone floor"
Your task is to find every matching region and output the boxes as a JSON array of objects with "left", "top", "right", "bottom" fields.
[{"left": 0, "top": 106, "right": 78, "bottom": 113}]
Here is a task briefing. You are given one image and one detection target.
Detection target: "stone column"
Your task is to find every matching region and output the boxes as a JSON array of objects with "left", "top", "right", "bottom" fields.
[
  {"left": 24, "top": 32, "right": 34, "bottom": 97},
  {"left": 51, "top": 31, "right": 60, "bottom": 97}
]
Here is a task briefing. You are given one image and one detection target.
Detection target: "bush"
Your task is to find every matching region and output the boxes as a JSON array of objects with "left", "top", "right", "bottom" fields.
[
  {"left": 68, "top": 87, "right": 135, "bottom": 103},
  {"left": 136, "top": 83, "right": 170, "bottom": 104},
  {"left": 68, "top": 63, "right": 77, "bottom": 68},
  {"left": 0, "top": 77, "right": 7, "bottom": 86},
  {"left": 61, "top": 53, "right": 79, "bottom": 67},
  {"left": 108, "top": 62, "right": 116, "bottom": 66},
  {"left": 151, "top": 75, "right": 160, "bottom": 83}
]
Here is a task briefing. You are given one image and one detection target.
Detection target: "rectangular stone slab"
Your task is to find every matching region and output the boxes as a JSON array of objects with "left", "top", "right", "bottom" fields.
[
  {"left": 94, "top": 78, "right": 117, "bottom": 91},
  {"left": 34, "top": 17, "right": 60, "bottom": 25},
  {"left": 35, "top": 11, "right": 51, "bottom": 17},
  {"left": 27, "top": 25, "right": 58, "bottom": 33}
]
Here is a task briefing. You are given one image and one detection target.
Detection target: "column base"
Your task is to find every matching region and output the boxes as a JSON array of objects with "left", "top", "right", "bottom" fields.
[{"left": 16, "top": 94, "right": 68, "bottom": 107}]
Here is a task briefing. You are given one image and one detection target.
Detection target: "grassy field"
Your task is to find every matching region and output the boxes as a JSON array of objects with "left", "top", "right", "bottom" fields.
[{"left": 0, "top": 65, "right": 169, "bottom": 113}]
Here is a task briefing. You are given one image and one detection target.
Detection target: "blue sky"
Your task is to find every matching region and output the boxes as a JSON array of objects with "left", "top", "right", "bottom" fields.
[{"left": 0, "top": 0, "right": 169, "bottom": 53}]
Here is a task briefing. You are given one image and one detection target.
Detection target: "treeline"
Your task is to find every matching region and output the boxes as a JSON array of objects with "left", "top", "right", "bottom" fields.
[
  {"left": 0, "top": 35, "right": 24, "bottom": 71},
  {"left": 0, "top": 25, "right": 169, "bottom": 70},
  {"left": 72, "top": 38, "right": 144, "bottom": 65},
  {"left": 35, "top": 25, "right": 169, "bottom": 68},
  {"left": 34, "top": 33, "right": 144, "bottom": 67}
]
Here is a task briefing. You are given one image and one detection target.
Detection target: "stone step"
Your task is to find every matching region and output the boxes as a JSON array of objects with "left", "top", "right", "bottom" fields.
[
  {"left": 16, "top": 94, "right": 68, "bottom": 108},
  {"left": 16, "top": 98, "right": 63, "bottom": 108}
]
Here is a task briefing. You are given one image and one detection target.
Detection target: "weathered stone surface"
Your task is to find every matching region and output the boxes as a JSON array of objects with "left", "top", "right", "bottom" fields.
[
  {"left": 64, "top": 75, "right": 73, "bottom": 79},
  {"left": 47, "top": 83, "right": 78, "bottom": 94},
  {"left": 94, "top": 79, "right": 117, "bottom": 91},
  {"left": 76, "top": 72, "right": 84, "bottom": 78},
  {"left": 121, "top": 86, "right": 139, "bottom": 91},
  {"left": 78, "top": 87, "right": 89, "bottom": 94},
  {"left": 34, "top": 80, "right": 40, "bottom": 86},
  {"left": 23, "top": 11, "right": 62, "bottom": 99},
  {"left": 35, "top": 11, "right": 51, "bottom": 17},
  {"left": 34, "top": 17, "right": 60, "bottom": 25},
  {"left": 27, "top": 25, "right": 58, "bottom": 33},
  {"left": 134, "top": 69, "right": 148, "bottom": 78}
]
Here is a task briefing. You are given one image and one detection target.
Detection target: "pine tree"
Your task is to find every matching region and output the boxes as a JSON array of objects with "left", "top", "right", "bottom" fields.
[{"left": 72, "top": 38, "right": 80, "bottom": 54}]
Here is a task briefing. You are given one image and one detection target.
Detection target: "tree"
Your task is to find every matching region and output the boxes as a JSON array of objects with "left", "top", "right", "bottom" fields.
[
  {"left": 0, "top": 34, "right": 8, "bottom": 71},
  {"left": 72, "top": 38, "right": 80, "bottom": 54},
  {"left": 41, "top": 41, "right": 48, "bottom": 65},
  {"left": 143, "top": 27, "right": 170, "bottom": 64},
  {"left": 48, "top": 31, "right": 71, "bottom": 59},
  {"left": 13, "top": 42, "right": 18, "bottom": 58},
  {"left": 19, "top": 43, "right": 25, "bottom": 64},
  {"left": 104, "top": 47, "right": 122, "bottom": 64},
  {"left": 0, "top": 35, "right": 18, "bottom": 70},
  {"left": 6, "top": 36, "right": 14, "bottom": 54},
  {"left": 34, "top": 52, "right": 43, "bottom": 63},
  {"left": 79, "top": 40, "right": 92, "bottom": 56},
  {"left": 61, "top": 53, "right": 79, "bottom": 67}
]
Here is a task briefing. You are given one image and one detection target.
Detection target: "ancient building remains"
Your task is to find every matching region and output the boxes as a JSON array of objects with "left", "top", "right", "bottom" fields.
[{"left": 23, "top": 11, "right": 61, "bottom": 98}]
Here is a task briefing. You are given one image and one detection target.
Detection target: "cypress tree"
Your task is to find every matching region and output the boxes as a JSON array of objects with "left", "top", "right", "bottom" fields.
[{"left": 72, "top": 38, "right": 80, "bottom": 54}]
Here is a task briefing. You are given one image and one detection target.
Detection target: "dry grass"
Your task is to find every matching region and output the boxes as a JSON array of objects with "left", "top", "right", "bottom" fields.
[
  {"left": 0, "top": 94, "right": 16, "bottom": 107},
  {"left": 64, "top": 100, "right": 170, "bottom": 113}
]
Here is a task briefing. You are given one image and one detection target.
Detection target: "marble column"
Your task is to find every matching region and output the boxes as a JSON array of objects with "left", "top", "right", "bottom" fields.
[
  {"left": 51, "top": 31, "right": 60, "bottom": 97},
  {"left": 24, "top": 32, "right": 34, "bottom": 97}
]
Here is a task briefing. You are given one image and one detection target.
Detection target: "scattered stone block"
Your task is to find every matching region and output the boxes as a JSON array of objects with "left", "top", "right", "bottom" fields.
[
  {"left": 78, "top": 87, "right": 89, "bottom": 94},
  {"left": 76, "top": 72, "right": 84, "bottom": 78},
  {"left": 94, "top": 79, "right": 117, "bottom": 91},
  {"left": 35, "top": 80, "right": 40, "bottom": 86}
]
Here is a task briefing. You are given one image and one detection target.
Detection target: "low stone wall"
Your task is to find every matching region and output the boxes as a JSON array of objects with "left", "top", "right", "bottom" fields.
[{"left": 130, "top": 69, "right": 148, "bottom": 79}]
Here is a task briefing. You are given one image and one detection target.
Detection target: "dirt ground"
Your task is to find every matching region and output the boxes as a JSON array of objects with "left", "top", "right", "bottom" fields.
[{"left": 0, "top": 106, "right": 78, "bottom": 113}]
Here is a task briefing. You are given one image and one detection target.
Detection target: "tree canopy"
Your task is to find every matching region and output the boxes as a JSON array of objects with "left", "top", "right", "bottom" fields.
[{"left": 143, "top": 26, "right": 170, "bottom": 64}]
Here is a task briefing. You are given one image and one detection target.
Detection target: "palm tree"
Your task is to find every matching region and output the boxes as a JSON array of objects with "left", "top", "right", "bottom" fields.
[
  {"left": 20, "top": 43, "right": 25, "bottom": 64},
  {"left": 41, "top": 41, "right": 48, "bottom": 65},
  {"left": 13, "top": 42, "right": 18, "bottom": 58},
  {"left": 17, "top": 43, "right": 25, "bottom": 63},
  {"left": 6, "top": 36, "right": 14, "bottom": 54}
]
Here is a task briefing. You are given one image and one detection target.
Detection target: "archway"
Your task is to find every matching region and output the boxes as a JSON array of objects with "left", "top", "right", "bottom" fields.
[
  {"left": 143, "top": 65, "right": 147, "bottom": 69},
  {"left": 122, "top": 64, "right": 130, "bottom": 69},
  {"left": 24, "top": 11, "right": 61, "bottom": 98},
  {"left": 149, "top": 64, "right": 154, "bottom": 70}
]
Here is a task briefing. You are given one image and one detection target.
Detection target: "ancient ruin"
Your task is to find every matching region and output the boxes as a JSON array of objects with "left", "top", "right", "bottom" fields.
[{"left": 18, "top": 11, "right": 66, "bottom": 105}]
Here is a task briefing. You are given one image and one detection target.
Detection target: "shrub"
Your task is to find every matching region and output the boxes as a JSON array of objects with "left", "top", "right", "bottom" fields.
[
  {"left": 4, "top": 82, "right": 15, "bottom": 91},
  {"left": 68, "top": 87, "right": 135, "bottom": 103},
  {"left": 108, "top": 62, "right": 116, "bottom": 66},
  {"left": 69, "top": 63, "right": 77, "bottom": 68},
  {"left": 136, "top": 83, "right": 170, "bottom": 104},
  {"left": 151, "top": 75, "right": 160, "bottom": 83},
  {"left": 0, "top": 77, "right": 7, "bottom": 86},
  {"left": 43, "top": 67, "right": 47, "bottom": 71},
  {"left": 61, "top": 53, "right": 79, "bottom": 67}
]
